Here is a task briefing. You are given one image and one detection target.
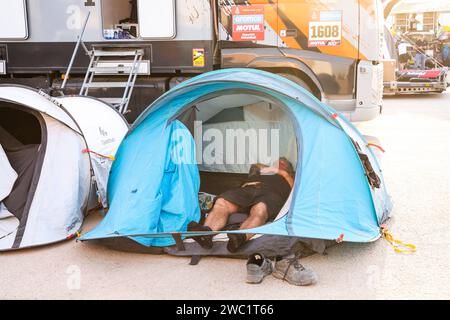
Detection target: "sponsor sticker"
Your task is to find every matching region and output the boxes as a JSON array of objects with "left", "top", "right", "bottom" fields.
[
  {"left": 308, "top": 10, "right": 342, "bottom": 47},
  {"left": 232, "top": 5, "right": 265, "bottom": 42},
  {"left": 193, "top": 48, "right": 205, "bottom": 67}
]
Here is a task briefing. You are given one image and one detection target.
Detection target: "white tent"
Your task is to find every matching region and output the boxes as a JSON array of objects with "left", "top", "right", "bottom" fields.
[
  {"left": 56, "top": 96, "right": 129, "bottom": 207},
  {"left": 0, "top": 86, "right": 128, "bottom": 251}
]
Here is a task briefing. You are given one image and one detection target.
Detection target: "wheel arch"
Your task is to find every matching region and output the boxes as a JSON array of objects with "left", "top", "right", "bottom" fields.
[{"left": 245, "top": 57, "right": 324, "bottom": 100}]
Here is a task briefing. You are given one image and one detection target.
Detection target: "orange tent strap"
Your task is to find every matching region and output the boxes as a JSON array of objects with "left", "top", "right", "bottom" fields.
[{"left": 368, "top": 143, "right": 385, "bottom": 153}]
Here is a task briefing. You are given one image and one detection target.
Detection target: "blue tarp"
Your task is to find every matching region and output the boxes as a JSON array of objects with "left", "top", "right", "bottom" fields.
[{"left": 81, "top": 69, "right": 392, "bottom": 246}]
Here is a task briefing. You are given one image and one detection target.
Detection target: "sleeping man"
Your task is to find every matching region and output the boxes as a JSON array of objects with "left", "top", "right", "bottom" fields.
[{"left": 188, "top": 157, "right": 295, "bottom": 252}]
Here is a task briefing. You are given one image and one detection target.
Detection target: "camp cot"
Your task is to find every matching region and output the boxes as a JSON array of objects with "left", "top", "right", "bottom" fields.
[
  {"left": 80, "top": 69, "right": 393, "bottom": 258},
  {"left": 0, "top": 86, "right": 128, "bottom": 251}
]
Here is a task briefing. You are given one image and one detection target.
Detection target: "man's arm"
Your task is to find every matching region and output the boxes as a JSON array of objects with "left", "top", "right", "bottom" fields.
[
  {"left": 278, "top": 170, "right": 295, "bottom": 189},
  {"left": 260, "top": 167, "right": 295, "bottom": 188}
]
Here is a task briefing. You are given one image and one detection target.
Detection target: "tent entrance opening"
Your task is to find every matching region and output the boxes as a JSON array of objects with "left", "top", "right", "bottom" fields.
[
  {"left": 0, "top": 103, "right": 44, "bottom": 221},
  {"left": 177, "top": 92, "right": 298, "bottom": 226}
]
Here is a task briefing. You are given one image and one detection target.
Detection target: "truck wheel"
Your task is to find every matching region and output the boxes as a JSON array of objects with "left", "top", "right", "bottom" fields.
[{"left": 277, "top": 73, "right": 316, "bottom": 97}]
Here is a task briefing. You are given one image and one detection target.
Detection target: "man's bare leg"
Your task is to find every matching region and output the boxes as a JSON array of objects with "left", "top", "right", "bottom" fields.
[
  {"left": 188, "top": 198, "right": 240, "bottom": 249},
  {"left": 227, "top": 202, "right": 269, "bottom": 252},
  {"left": 205, "top": 198, "right": 240, "bottom": 231},
  {"left": 240, "top": 202, "right": 269, "bottom": 240}
]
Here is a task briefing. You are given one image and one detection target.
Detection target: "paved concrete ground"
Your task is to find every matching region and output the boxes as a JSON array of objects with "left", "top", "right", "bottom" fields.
[{"left": 1, "top": 91, "right": 450, "bottom": 300}]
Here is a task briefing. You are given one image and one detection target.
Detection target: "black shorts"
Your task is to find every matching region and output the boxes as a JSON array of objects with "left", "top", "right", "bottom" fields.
[{"left": 217, "top": 185, "right": 286, "bottom": 220}]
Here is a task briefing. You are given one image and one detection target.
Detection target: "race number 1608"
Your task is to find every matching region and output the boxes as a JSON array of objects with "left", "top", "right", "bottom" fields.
[{"left": 309, "top": 22, "right": 341, "bottom": 40}]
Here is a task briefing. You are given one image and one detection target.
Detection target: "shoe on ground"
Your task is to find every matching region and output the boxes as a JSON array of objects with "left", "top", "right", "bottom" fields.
[
  {"left": 187, "top": 221, "right": 214, "bottom": 249},
  {"left": 246, "top": 253, "right": 273, "bottom": 284},
  {"left": 272, "top": 258, "right": 318, "bottom": 286},
  {"left": 227, "top": 233, "right": 247, "bottom": 253}
]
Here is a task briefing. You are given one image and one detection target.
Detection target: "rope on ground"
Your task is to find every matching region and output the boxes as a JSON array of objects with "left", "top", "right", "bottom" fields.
[{"left": 381, "top": 225, "right": 416, "bottom": 254}]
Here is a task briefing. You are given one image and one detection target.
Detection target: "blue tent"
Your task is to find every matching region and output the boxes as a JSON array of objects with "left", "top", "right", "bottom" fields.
[{"left": 81, "top": 69, "right": 392, "bottom": 248}]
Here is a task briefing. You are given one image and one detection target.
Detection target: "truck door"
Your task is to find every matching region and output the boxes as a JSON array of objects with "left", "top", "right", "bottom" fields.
[
  {"left": 277, "top": 0, "right": 360, "bottom": 60},
  {"left": 0, "top": 0, "right": 28, "bottom": 40},
  {"left": 218, "top": 0, "right": 278, "bottom": 47},
  {"left": 137, "top": 0, "right": 176, "bottom": 38}
]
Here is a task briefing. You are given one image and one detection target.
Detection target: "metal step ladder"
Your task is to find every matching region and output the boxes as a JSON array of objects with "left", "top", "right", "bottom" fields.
[
  {"left": 61, "top": 13, "right": 146, "bottom": 115},
  {"left": 80, "top": 47, "right": 144, "bottom": 114}
]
